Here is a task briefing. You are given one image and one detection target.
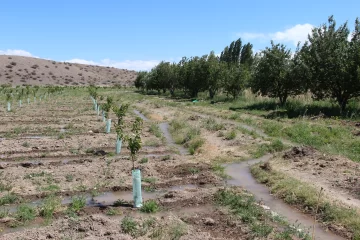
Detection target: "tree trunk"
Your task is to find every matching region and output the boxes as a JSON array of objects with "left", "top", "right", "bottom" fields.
[
  {"left": 279, "top": 94, "right": 287, "bottom": 106},
  {"left": 209, "top": 89, "right": 215, "bottom": 99},
  {"left": 337, "top": 96, "right": 348, "bottom": 114}
]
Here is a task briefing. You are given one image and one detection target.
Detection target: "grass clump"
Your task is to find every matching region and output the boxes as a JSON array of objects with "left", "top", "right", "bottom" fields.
[
  {"left": 121, "top": 216, "right": 138, "bottom": 236},
  {"left": 39, "top": 195, "right": 61, "bottom": 220},
  {"left": 251, "top": 139, "right": 286, "bottom": 158},
  {"left": 212, "top": 163, "right": 229, "bottom": 179},
  {"left": 187, "top": 137, "right": 205, "bottom": 155},
  {"left": 140, "top": 200, "right": 159, "bottom": 213},
  {"left": 68, "top": 196, "right": 86, "bottom": 213},
  {"left": 15, "top": 204, "right": 36, "bottom": 223},
  {"left": 251, "top": 164, "right": 360, "bottom": 239},
  {"left": 202, "top": 117, "right": 225, "bottom": 131},
  {"left": 142, "top": 177, "right": 156, "bottom": 184},
  {"left": 149, "top": 123, "right": 162, "bottom": 138},
  {"left": 139, "top": 157, "right": 148, "bottom": 164},
  {"left": 224, "top": 129, "right": 237, "bottom": 140},
  {"left": 169, "top": 119, "right": 203, "bottom": 153},
  {"left": 0, "top": 192, "right": 19, "bottom": 205}
]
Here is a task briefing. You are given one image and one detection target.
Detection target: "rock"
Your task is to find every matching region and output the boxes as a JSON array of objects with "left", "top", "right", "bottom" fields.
[
  {"left": 46, "top": 233, "right": 54, "bottom": 239},
  {"left": 164, "top": 192, "right": 174, "bottom": 198},
  {"left": 94, "top": 150, "right": 106, "bottom": 156},
  {"left": 260, "top": 205, "right": 271, "bottom": 210},
  {"left": 0, "top": 162, "right": 7, "bottom": 169},
  {"left": 259, "top": 162, "right": 271, "bottom": 171},
  {"left": 21, "top": 162, "right": 34, "bottom": 168},
  {"left": 203, "top": 218, "right": 215, "bottom": 226}
]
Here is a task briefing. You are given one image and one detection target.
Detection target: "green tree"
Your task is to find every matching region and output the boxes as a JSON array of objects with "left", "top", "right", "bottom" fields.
[
  {"left": 251, "top": 41, "right": 302, "bottom": 105},
  {"left": 301, "top": 16, "right": 360, "bottom": 111}
]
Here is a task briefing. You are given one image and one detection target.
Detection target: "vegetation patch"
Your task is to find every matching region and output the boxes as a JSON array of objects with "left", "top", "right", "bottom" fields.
[{"left": 251, "top": 164, "right": 360, "bottom": 239}]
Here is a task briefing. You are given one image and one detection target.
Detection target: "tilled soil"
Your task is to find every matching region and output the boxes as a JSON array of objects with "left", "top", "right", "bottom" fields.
[{"left": 275, "top": 146, "right": 360, "bottom": 208}]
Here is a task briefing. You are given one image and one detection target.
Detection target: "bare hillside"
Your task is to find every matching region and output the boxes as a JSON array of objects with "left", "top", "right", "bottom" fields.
[{"left": 0, "top": 55, "right": 137, "bottom": 86}]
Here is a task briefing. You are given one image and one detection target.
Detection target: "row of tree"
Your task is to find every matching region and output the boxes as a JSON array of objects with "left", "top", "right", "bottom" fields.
[{"left": 135, "top": 16, "right": 360, "bottom": 111}]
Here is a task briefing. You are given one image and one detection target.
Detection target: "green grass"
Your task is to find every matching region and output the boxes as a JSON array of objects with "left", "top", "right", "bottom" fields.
[
  {"left": 260, "top": 120, "right": 360, "bottom": 162},
  {"left": 202, "top": 117, "right": 225, "bottom": 131},
  {"left": 41, "top": 184, "right": 60, "bottom": 192},
  {"left": 140, "top": 200, "right": 159, "bottom": 213},
  {"left": 68, "top": 196, "right": 86, "bottom": 213},
  {"left": 251, "top": 163, "right": 360, "bottom": 239},
  {"left": 0, "top": 193, "right": 19, "bottom": 205},
  {"left": 250, "top": 139, "right": 287, "bottom": 158},
  {"left": 142, "top": 177, "right": 157, "bottom": 184},
  {"left": 212, "top": 163, "right": 229, "bottom": 179},
  {"left": 139, "top": 157, "right": 148, "bottom": 164},
  {"left": 169, "top": 119, "right": 203, "bottom": 152},
  {"left": 121, "top": 216, "right": 138, "bottom": 236},
  {"left": 39, "top": 195, "right": 61, "bottom": 220},
  {"left": 215, "top": 189, "right": 310, "bottom": 239},
  {"left": 149, "top": 123, "right": 162, "bottom": 138},
  {"left": 15, "top": 204, "right": 36, "bottom": 223},
  {"left": 224, "top": 129, "right": 237, "bottom": 140}
]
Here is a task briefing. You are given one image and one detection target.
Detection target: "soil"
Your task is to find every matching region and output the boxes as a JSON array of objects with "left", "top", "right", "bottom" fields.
[
  {"left": 1, "top": 90, "right": 357, "bottom": 239},
  {"left": 0, "top": 55, "right": 136, "bottom": 86},
  {"left": 275, "top": 146, "right": 360, "bottom": 208}
]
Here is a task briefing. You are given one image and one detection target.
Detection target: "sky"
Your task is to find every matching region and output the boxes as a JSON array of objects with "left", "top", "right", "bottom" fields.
[{"left": 0, "top": 0, "right": 359, "bottom": 71}]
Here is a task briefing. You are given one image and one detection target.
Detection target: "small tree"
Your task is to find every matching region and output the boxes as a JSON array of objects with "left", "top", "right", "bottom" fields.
[
  {"left": 127, "top": 117, "right": 143, "bottom": 170},
  {"left": 32, "top": 86, "right": 39, "bottom": 102},
  {"left": 113, "top": 104, "right": 129, "bottom": 152},
  {"left": 6, "top": 90, "right": 12, "bottom": 112}
]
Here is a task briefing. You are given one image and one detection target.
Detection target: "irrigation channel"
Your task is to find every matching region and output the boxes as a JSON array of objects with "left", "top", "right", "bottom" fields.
[
  {"left": 0, "top": 109, "right": 343, "bottom": 239},
  {"left": 133, "top": 109, "right": 344, "bottom": 240}
]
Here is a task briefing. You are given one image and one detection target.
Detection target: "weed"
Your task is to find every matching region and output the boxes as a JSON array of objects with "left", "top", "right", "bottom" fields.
[
  {"left": 106, "top": 208, "right": 119, "bottom": 216},
  {"left": 140, "top": 200, "right": 159, "bottom": 213},
  {"left": 65, "top": 174, "right": 74, "bottom": 182},
  {"left": 15, "top": 204, "right": 36, "bottom": 223},
  {"left": 142, "top": 177, "right": 156, "bottom": 184},
  {"left": 0, "top": 193, "right": 19, "bottom": 205},
  {"left": 69, "top": 148, "right": 79, "bottom": 154},
  {"left": 114, "top": 199, "right": 131, "bottom": 207},
  {"left": 168, "top": 222, "right": 187, "bottom": 240},
  {"left": 121, "top": 216, "right": 138, "bottom": 236},
  {"left": 0, "top": 208, "right": 9, "bottom": 218},
  {"left": 188, "top": 167, "right": 200, "bottom": 174},
  {"left": 144, "top": 186, "right": 156, "bottom": 192},
  {"left": 107, "top": 152, "right": 115, "bottom": 157},
  {"left": 212, "top": 163, "right": 229, "bottom": 179},
  {"left": 22, "top": 142, "right": 30, "bottom": 147},
  {"left": 187, "top": 137, "right": 205, "bottom": 155},
  {"left": 140, "top": 157, "right": 148, "bottom": 164},
  {"left": 251, "top": 164, "right": 360, "bottom": 238},
  {"left": 162, "top": 155, "right": 171, "bottom": 161},
  {"left": 149, "top": 123, "right": 162, "bottom": 138},
  {"left": 224, "top": 129, "right": 237, "bottom": 140},
  {"left": 39, "top": 195, "right": 61, "bottom": 220},
  {"left": 41, "top": 184, "right": 60, "bottom": 192},
  {"left": 24, "top": 171, "right": 50, "bottom": 179},
  {"left": 202, "top": 118, "right": 225, "bottom": 131},
  {"left": 251, "top": 139, "right": 286, "bottom": 158},
  {"left": 68, "top": 196, "right": 86, "bottom": 212}
]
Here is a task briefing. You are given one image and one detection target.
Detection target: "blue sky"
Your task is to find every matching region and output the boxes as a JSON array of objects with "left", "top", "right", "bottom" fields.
[{"left": 0, "top": 0, "right": 359, "bottom": 70}]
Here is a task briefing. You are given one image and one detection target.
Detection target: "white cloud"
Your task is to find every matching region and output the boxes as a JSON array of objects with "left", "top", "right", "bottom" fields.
[
  {"left": 0, "top": 49, "right": 37, "bottom": 57},
  {"left": 66, "top": 58, "right": 160, "bottom": 71},
  {"left": 67, "top": 58, "right": 97, "bottom": 65},
  {"left": 237, "top": 23, "right": 314, "bottom": 46}
]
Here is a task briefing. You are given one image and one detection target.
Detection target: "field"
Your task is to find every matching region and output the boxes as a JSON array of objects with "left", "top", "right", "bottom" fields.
[{"left": 0, "top": 88, "right": 359, "bottom": 240}]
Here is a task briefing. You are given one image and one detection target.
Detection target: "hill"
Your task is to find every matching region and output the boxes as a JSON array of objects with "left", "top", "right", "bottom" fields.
[{"left": 0, "top": 55, "right": 137, "bottom": 86}]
